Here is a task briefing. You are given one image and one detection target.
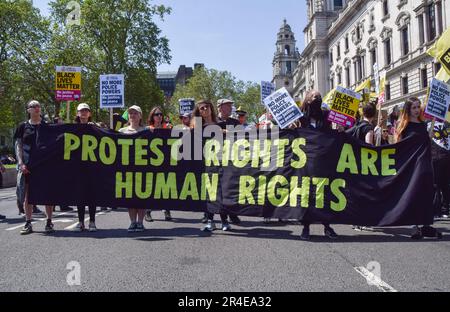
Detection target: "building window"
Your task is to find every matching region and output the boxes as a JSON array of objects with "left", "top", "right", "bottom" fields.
[
  {"left": 418, "top": 14, "right": 425, "bottom": 45},
  {"left": 345, "top": 66, "right": 350, "bottom": 87},
  {"left": 330, "top": 51, "right": 334, "bottom": 65},
  {"left": 436, "top": 1, "right": 443, "bottom": 35},
  {"left": 330, "top": 77, "right": 335, "bottom": 90},
  {"left": 285, "top": 45, "right": 291, "bottom": 55},
  {"left": 334, "top": 0, "right": 343, "bottom": 9},
  {"left": 286, "top": 62, "right": 292, "bottom": 74},
  {"left": 402, "top": 75, "right": 408, "bottom": 95},
  {"left": 354, "top": 56, "right": 363, "bottom": 83},
  {"left": 401, "top": 26, "right": 409, "bottom": 56},
  {"left": 345, "top": 36, "right": 349, "bottom": 51},
  {"left": 427, "top": 4, "right": 436, "bottom": 41},
  {"left": 337, "top": 43, "right": 341, "bottom": 59},
  {"left": 337, "top": 72, "right": 342, "bottom": 85},
  {"left": 383, "top": 0, "right": 389, "bottom": 16},
  {"left": 421, "top": 67, "right": 428, "bottom": 89},
  {"left": 370, "top": 49, "right": 377, "bottom": 73},
  {"left": 384, "top": 38, "right": 392, "bottom": 65},
  {"left": 311, "top": 62, "right": 314, "bottom": 74},
  {"left": 386, "top": 83, "right": 391, "bottom": 100}
]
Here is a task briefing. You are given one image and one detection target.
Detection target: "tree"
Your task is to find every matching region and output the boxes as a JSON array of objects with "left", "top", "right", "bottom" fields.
[
  {"left": 172, "top": 67, "right": 263, "bottom": 123},
  {"left": 48, "top": 0, "right": 171, "bottom": 121}
]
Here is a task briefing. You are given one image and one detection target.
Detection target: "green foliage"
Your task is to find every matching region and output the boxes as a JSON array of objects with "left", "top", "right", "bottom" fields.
[
  {"left": 172, "top": 67, "right": 263, "bottom": 123},
  {"left": 0, "top": 0, "right": 171, "bottom": 130}
]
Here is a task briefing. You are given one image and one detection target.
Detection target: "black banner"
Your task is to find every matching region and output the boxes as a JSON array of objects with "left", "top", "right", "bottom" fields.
[{"left": 28, "top": 124, "right": 434, "bottom": 226}]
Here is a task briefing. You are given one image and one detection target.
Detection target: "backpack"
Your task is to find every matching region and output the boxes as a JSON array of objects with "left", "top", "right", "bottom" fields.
[{"left": 345, "top": 121, "right": 374, "bottom": 142}]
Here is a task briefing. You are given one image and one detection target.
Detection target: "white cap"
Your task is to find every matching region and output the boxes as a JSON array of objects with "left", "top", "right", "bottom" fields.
[
  {"left": 77, "top": 103, "right": 91, "bottom": 111},
  {"left": 128, "top": 105, "right": 142, "bottom": 115}
]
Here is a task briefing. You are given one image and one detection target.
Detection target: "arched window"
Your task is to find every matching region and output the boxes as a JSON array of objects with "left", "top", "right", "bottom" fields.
[{"left": 285, "top": 45, "right": 291, "bottom": 55}]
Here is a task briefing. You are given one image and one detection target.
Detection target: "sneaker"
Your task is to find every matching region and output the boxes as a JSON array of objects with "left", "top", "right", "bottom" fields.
[
  {"left": 20, "top": 222, "right": 33, "bottom": 235},
  {"left": 441, "top": 214, "right": 450, "bottom": 220},
  {"left": 324, "top": 227, "right": 338, "bottom": 239},
  {"left": 144, "top": 211, "right": 153, "bottom": 222},
  {"left": 411, "top": 226, "right": 423, "bottom": 240},
  {"left": 229, "top": 215, "right": 241, "bottom": 224},
  {"left": 32, "top": 206, "right": 43, "bottom": 214},
  {"left": 60, "top": 206, "right": 73, "bottom": 212},
  {"left": 360, "top": 226, "right": 374, "bottom": 232},
  {"left": 300, "top": 226, "right": 310, "bottom": 241},
  {"left": 352, "top": 225, "right": 362, "bottom": 231},
  {"left": 88, "top": 221, "right": 97, "bottom": 232},
  {"left": 201, "top": 215, "right": 209, "bottom": 224},
  {"left": 222, "top": 222, "right": 231, "bottom": 231},
  {"left": 164, "top": 210, "right": 172, "bottom": 221},
  {"left": 0, "top": 214, "right": 5, "bottom": 220},
  {"left": 263, "top": 218, "right": 271, "bottom": 224},
  {"left": 128, "top": 222, "right": 137, "bottom": 233},
  {"left": 100, "top": 207, "right": 108, "bottom": 211},
  {"left": 202, "top": 220, "right": 216, "bottom": 232},
  {"left": 45, "top": 221, "right": 55, "bottom": 234},
  {"left": 135, "top": 223, "right": 145, "bottom": 232},
  {"left": 74, "top": 223, "right": 85, "bottom": 232},
  {"left": 421, "top": 226, "right": 443, "bottom": 240}
]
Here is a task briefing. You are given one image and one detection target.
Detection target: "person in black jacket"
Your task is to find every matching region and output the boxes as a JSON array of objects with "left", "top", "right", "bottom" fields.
[{"left": 297, "top": 90, "right": 338, "bottom": 241}]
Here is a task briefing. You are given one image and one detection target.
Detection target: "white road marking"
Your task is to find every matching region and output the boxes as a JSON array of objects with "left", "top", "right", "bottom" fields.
[{"left": 354, "top": 266, "right": 398, "bottom": 292}]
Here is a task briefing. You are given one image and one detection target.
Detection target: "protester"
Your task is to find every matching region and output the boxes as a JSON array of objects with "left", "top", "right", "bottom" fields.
[
  {"left": 14, "top": 100, "right": 55, "bottom": 235},
  {"left": 381, "top": 128, "right": 390, "bottom": 145},
  {"left": 73, "top": 103, "right": 98, "bottom": 232},
  {"left": 179, "top": 113, "right": 191, "bottom": 129},
  {"left": 297, "top": 90, "right": 338, "bottom": 240},
  {"left": 387, "top": 105, "right": 400, "bottom": 136},
  {"left": 145, "top": 106, "right": 172, "bottom": 222},
  {"left": 236, "top": 107, "right": 250, "bottom": 129},
  {"left": 395, "top": 97, "right": 443, "bottom": 240},
  {"left": 348, "top": 102, "right": 376, "bottom": 232},
  {"left": 430, "top": 121, "right": 450, "bottom": 219},
  {"left": 216, "top": 99, "right": 241, "bottom": 225},
  {"left": 190, "top": 100, "right": 231, "bottom": 231},
  {"left": 119, "top": 105, "right": 147, "bottom": 232}
]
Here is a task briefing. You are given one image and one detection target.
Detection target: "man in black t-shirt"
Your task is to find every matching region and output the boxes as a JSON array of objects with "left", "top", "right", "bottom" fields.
[{"left": 14, "top": 100, "right": 55, "bottom": 235}]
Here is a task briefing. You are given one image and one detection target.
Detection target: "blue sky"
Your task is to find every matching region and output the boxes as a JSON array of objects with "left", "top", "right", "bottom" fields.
[{"left": 32, "top": 0, "right": 307, "bottom": 83}]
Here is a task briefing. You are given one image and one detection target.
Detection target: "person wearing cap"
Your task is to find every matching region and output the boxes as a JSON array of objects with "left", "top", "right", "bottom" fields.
[
  {"left": 179, "top": 113, "right": 191, "bottom": 129},
  {"left": 236, "top": 107, "right": 250, "bottom": 128},
  {"left": 72, "top": 103, "right": 100, "bottom": 232},
  {"left": 144, "top": 106, "right": 174, "bottom": 222},
  {"left": 215, "top": 99, "right": 243, "bottom": 225},
  {"left": 14, "top": 100, "right": 56, "bottom": 235},
  {"left": 119, "top": 105, "right": 148, "bottom": 232},
  {"left": 217, "top": 99, "right": 240, "bottom": 129}
]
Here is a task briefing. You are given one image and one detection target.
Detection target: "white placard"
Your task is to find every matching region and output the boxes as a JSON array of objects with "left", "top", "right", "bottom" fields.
[
  {"left": 100, "top": 74, "right": 125, "bottom": 108},
  {"left": 179, "top": 98, "right": 195, "bottom": 115},
  {"left": 261, "top": 81, "right": 275, "bottom": 103},
  {"left": 425, "top": 78, "right": 450, "bottom": 120},
  {"left": 263, "top": 87, "right": 303, "bottom": 129}
]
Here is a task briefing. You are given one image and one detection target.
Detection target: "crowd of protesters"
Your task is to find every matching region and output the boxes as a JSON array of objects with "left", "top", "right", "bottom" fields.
[{"left": 4, "top": 92, "right": 449, "bottom": 241}]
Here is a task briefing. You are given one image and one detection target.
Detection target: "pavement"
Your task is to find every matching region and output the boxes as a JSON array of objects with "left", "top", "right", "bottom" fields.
[{"left": 0, "top": 187, "right": 449, "bottom": 292}]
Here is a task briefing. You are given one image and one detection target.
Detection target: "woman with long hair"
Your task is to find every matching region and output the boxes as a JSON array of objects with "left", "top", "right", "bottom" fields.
[
  {"left": 298, "top": 90, "right": 338, "bottom": 241},
  {"left": 395, "top": 97, "right": 443, "bottom": 240},
  {"left": 190, "top": 100, "right": 232, "bottom": 231},
  {"left": 145, "top": 106, "right": 173, "bottom": 222},
  {"left": 119, "top": 105, "right": 147, "bottom": 232}
]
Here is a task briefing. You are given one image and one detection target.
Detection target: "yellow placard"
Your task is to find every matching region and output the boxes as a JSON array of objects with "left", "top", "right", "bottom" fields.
[{"left": 331, "top": 90, "right": 360, "bottom": 119}]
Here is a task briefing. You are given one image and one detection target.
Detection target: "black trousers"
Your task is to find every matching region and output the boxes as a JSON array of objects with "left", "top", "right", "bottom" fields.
[
  {"left": 433, "top": 156, "right": 450, "bottom": 214},
  {"left": 77, "top": 205, "right": 96, "bottom": 223}
]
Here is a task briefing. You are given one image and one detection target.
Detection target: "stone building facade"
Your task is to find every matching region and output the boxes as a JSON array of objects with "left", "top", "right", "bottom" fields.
[{"left": 293, "top": 0, "right": 449, "bottom": 110}]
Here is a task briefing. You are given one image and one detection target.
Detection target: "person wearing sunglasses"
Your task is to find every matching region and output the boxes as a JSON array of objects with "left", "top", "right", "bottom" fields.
[
  {"left": 14, "top": 100, "right": 55, "bottom": 235},
  {"left": 146, "top": 106, "right": 173, "bottom": 222}
]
